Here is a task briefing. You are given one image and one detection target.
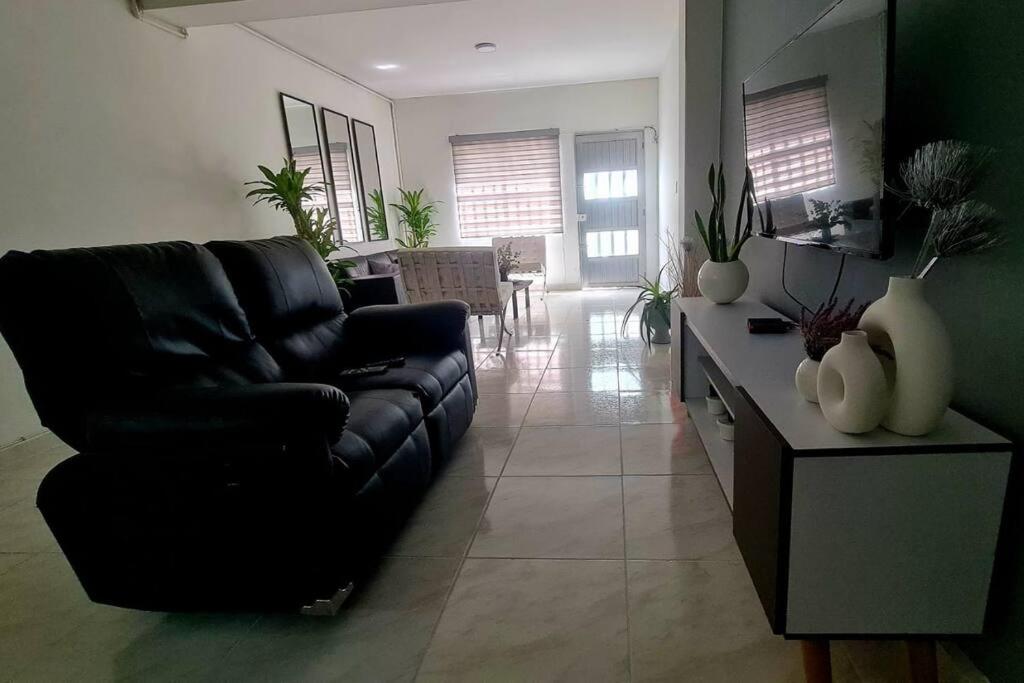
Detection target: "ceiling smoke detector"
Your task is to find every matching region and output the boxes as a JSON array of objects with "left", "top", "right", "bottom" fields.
[{"left": 474, "top": 42, "right": 497, "bottom": 53}]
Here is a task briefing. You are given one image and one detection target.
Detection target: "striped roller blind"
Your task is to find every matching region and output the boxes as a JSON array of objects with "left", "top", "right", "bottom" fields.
[
  {"left": 327, "top": 143, "right": 362, "bottom": 242},
  {"left": 450, "top": 129, "right": 564, "bottom": 238},
  {"left": 293, "top": 145, "right": 330, "bottom": 212},
  {"left": 744, "top": 76, "right": 835, "bottom": 200}
]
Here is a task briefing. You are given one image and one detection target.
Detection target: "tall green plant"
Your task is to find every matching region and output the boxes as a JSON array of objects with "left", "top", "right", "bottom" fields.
[
  {"left": 366, "top": 189, "right": 389, "bottom": 240},
  {"left": 245, "top": 160, "right": 354, "bottom": 289},
  {"left": 245, "top": 158, "right": 323, "bottom": 233},
  {"left": 392, "top": 188, "right": 440, "bottom": 248},
  {"left": 693, "top": 164, "right": 773, "bottom": 262}
]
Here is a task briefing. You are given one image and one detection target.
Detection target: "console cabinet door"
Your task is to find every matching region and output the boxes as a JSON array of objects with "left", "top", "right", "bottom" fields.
[{"left": 733, "top": 388, "right": 789, "bottom": 633}]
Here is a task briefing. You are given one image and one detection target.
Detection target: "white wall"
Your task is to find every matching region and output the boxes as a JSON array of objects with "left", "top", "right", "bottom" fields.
[
  {"left": 0, "top": 0, "right": 402, "bottom": 446},
  {"left": 394, "top": 79, "right": 660, "bottom": 289},
  {"left": 658, "top": 22, "right": 682, "bottom": 269}
]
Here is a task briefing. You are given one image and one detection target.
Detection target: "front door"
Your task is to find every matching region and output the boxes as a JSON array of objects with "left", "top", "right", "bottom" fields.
[{"left": 575, "top": 131, "right": 645, "bottom": 287}]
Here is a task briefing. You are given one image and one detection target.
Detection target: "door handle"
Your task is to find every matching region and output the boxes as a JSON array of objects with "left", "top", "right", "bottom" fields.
[{"left": 577, "top": 213, "right": 587, "bottom": 223}]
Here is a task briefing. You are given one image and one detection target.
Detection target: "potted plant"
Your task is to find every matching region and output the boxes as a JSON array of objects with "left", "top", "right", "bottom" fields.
[
  {"left": 796, "top": 298, "right": 870, "bottom": 403},
  {"left": 692, "top": 164, "right": 773, "bottom": 304},
  {"left": 366, "top": 188, "right": 389, "bottom": 240},
  {"left": 392, "top": 188, "right": 440, "bottom": 248},
  {"left": 245, "top": 159, "right": 354, "bottom": 290},
  {"left": 622, "top": 264, "right": 675, "bottom": 346},
  {"left": 495, "top": 242, "right": 521, "bottom": 282},
  {"left": 858, "top": 140, "right": 1004, "bottom": 435}
]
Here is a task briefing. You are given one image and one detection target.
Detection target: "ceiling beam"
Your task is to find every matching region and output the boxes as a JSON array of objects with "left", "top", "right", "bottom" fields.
[{"left": 140, "top": 0, "right": 467, "bottom": 27}]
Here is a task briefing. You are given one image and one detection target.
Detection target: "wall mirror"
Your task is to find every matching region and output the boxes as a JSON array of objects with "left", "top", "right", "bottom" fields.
[
  {"left": 279, "top": 94, "right": 329, "bottom": 215},
  {"left": 352, "top": 119, "right": 389, "bottom": 241},
  {"left": 321, "top": 108, "right": 365, "bottom": 243}
]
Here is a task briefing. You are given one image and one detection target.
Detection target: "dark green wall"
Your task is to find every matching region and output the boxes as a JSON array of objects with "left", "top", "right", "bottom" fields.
[{"left": 719, "top": 0, "right": 1024, "bottom": 679}]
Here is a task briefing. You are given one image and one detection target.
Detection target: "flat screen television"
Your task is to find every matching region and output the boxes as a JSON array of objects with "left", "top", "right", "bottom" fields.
[{"left": 743, "top": 0, "right": 894, "bottom": 258}]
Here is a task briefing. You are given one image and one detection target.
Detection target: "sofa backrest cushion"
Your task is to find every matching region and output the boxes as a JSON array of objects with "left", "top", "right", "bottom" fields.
[
  {"left": 0, "top": 241, "right": 281, "bottom": 448},
  {"left": 344, "top": 255, "right": 370, "bottom": 278},
  {"left": 206, "top": 236, "right": 348, "bottom": 380}
]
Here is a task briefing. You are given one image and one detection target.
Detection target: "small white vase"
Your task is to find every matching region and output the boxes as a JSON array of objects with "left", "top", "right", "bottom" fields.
[
  {"left": 858, "top": 277, "right": 953, "bottom": 436},
  {"left": 794, "top": 357, "right": 820, "bottom": 403},
  {"left": 698, "top": 259, "right": 749, "bottom": 304},
  {"left": 818, "top": 331, "right": 890, "bottom": 434}
]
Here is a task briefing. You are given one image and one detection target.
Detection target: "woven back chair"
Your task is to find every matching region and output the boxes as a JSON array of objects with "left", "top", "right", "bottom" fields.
[{"left": 397, "top": 247, "right": 513, "bottom": 350}]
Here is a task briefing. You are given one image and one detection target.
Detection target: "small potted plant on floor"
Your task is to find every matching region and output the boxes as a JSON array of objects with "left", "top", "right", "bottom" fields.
[
  {"left": 622, "top": 264, "right": 675, "bottom": 346},
  {"left": 693, "top": 164, "right": 773, "bottom": 304}
]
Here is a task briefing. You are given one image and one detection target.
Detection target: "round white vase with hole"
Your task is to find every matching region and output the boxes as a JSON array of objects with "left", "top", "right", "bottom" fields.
[
  {"left": 794, "top": 358, "right": 820, "bottom": 403},
  {"left": 858, "top": 276, "right": 953, "bottom": 436},
  {"left": 698, "top": 259, "right": 749, "bottom": 304},
  {"left": 817, "top": 331, "right": 890, "bottom": 434}
]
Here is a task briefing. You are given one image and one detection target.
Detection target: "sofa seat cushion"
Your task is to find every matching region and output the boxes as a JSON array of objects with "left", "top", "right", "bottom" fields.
[
  {"left": 335, "top": 351, "right": 468, "bottom": 412},
  {"left": 331, "top": 388, "right": 423, "bottom": 489}
]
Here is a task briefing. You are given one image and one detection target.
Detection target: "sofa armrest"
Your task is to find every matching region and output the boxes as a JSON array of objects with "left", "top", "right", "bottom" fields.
[
  {"left": 84, "top": 383, "right": 350, "bottom": 452},
  {"left": 345, "top": 300, "right": 471, "bottom": 359}
]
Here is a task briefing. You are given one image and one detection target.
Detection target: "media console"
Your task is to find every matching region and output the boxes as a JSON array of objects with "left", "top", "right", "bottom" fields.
[{"left": 670, "top": 296, "right": 1011, "bottom": 640}]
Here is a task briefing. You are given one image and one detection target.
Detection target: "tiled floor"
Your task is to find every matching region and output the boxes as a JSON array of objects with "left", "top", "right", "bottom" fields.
[{"left": 0, "top": 289, "right": 986, "bottom": 681}]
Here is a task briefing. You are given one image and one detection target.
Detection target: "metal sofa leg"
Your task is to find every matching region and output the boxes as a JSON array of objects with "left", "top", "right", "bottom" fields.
[{"left": 300, "top": 582, "right": 354, "bottom": 616}]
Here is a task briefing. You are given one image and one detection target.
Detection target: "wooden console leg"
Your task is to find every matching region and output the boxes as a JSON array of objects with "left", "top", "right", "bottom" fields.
[
  {"left": 907, "top": 640, "right": 938, "bottom": 683},
  {"left": 801, "top": 640, "right": 832, "bottom": 683}
]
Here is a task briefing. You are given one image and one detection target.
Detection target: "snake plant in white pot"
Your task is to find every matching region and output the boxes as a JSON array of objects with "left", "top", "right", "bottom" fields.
[{"left": 693, "top": 164, "right": 773, "bottom": 303}]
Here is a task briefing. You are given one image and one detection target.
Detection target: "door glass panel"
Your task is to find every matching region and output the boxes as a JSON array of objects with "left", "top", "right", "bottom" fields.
[
  {"left": 583, "top": 170, "right": 639, "bottom": 200},
  {"left": 585, "top": 229, "right": 641, "bottom": 258}
]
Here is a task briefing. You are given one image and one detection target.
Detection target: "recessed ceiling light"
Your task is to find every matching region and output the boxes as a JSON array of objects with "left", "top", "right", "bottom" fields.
[
  {"left": 375, "top": 63, "right": 399, "bottom": 70},
  {"left": 474, "top": 42, "right": 497, "bottom": 53}
]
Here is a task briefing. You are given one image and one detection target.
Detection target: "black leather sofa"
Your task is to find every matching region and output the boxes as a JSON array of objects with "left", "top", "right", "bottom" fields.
[
  {"left": 340, "top": 250, "right": 405, "bottom": 311},
  {"left": 0, "top": 236, "right": 476, "bottom": 613}
]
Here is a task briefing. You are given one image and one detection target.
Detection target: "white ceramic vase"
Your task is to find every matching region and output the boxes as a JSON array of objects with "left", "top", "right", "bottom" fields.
[
  {"left": 858, "top": 276, "right": 953, "bottom": 436},
  {"left": 698, "top": 259, "right": 749, "bottom": 304},
  {"left": 794, "top": 357, "right": 820, "bottom": 403},
  {"left": 817, "top": 331, "right": 890, "bottom": 434}
]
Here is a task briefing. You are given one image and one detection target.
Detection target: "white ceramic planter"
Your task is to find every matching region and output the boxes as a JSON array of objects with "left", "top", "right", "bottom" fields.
[
  {"left": 707, "top": 396, "right": 726, "bottom": 415},
  {"left": 817, "top": 331, "right": 890, "bottom": 434},
  {"left": 697, "top": 259, "right": 749, "bottom": 304},
  {"left": 794, "top": 357, "right": 820, "bottom": 403},
  {"left": 859, "top": 277, "right": 953, "bottom": 436},
  {"left": 717, "top": 416, "right": 735, "bottom": 441}
]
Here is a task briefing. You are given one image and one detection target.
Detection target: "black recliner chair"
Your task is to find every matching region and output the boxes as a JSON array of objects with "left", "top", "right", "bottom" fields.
[{"left": 0, "top": 236, "right": 476, "bottom": 613}]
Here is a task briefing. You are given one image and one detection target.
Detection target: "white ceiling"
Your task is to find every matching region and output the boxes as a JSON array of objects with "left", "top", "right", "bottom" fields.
[{"left": 241, "top": 0, "right": 678, "bottom": 99}]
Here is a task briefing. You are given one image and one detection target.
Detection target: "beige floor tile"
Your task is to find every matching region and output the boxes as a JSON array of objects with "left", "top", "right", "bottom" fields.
[
  {"left": 470, "top": 476, "right": 624, "bottom": 559},
  {"left": 624, "top": 475, "right": 740, "bottom": 560},
  {"left": 477, "top": 350, "right": 552, "bottom": 371},
  {"left": 537, "top": 366, "right": 620, "bottom": 392},
  {"left": 547, "top": 345, "right": 619, "bottom": 368},
  {"left": 618, "top": 364, "right": 672, "bottom": 392},
  {"left": 444, "top": 426, "right": 518, "bottom": 477},
  {"left": 390, "top": 476, "right": 496, "bottom": 558},
  {"left": 619, "top": 346, "right": 671, "bottom": 369},
  {"left": 506, "top": 335, "right": 560, "bottom": 351},
  {"left": 418, "top": 559, "right": 628, "bottom": 682},
  {"left": 524, "top": 391, "right": 620, "bottom": 426},
  {"left": 619, "top": 391, "right": 688, "bottom": 424},
  {"left": 504, "top": 426, "right": 621, "bottom": 476},
  {"left": 627, "top": 560, "right": 803, "bottom": 682},
  {"left": 210, "top": 557, "right": 459, "bottom": 683},
  {"left": 0, "top": 432, "right": 74, "bottom": 481},
  {"left": 474, "top": 368, "right": 545, "bottom": 394},
  {"left": 621, "top": 423, "right": 712, "bottom": 475},
  {"left": 472, "top": 394, "right": 533, "bottom": 427}
]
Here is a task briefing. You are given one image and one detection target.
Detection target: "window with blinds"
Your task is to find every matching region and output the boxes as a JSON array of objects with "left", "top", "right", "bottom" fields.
[
  {"left": 744, "top": 76, "right": 835, "bottom": 201},
  {"left": 326, "top": 142, "right": 362, "bottom": 243},
  {"left": 293, "top": 145, "right": 330, "bottom": 213},
  {"left": 450, "top": 130, "right": 564, "bottom": 238}
]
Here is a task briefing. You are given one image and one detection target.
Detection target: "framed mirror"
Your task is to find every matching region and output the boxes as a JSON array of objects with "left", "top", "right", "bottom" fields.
[
  {"left": 279, "top": 94, "right": 329, "bottom": 215},
  {"left": 352, "top": 118, "right": 389, "bottom": 241},
  {"left": 321, "top": 108, "right": 365, "bottom": 243}
]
